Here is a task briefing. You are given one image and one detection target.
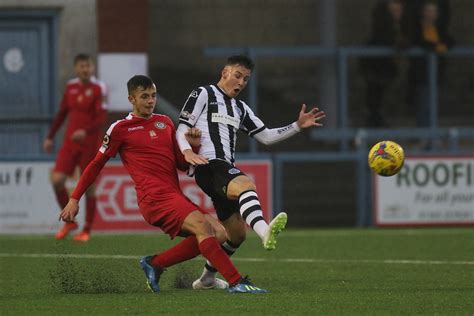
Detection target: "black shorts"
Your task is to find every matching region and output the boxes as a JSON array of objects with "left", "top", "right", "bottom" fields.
[{"left": 194, "top": 159, "right": 245, "bottom": 221}]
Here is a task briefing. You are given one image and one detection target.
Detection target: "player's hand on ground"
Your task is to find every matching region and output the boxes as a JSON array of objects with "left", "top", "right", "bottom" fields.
[
  {"left": 183, "top": 149, "right": 208, "bottom": 166},
  {"left": 59, "top": 199, "right": 79, "bottom": 222},
  {"left": 185, "top": 128, "right": 202, "bottom": 147},
  {"left": 43, "top": 138, "right": 54, "bottom": 153},
  {"left": 297, "top": 104, "right": 326, "bottom": 129},
  {"left": 71, "top": 129, "right": 86, "bottom": 142}
]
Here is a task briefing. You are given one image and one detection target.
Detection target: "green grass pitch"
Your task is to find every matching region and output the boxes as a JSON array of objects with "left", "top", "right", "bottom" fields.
[{"left": 1, "top": 228, "right": 473, "bottom": 315}]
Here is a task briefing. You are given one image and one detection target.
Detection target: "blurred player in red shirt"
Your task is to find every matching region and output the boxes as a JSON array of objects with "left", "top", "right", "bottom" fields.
[
  {"left": 58, "top": 75, "right": 266, "bottom": 293},
  {"left": 43, "top": 53, "right": 107, "bottom": 242}
]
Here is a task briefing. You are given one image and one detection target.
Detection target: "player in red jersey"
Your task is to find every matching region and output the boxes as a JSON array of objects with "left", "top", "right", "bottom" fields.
[
  {"left": 43, "top": 53, "right": 107, "bottom": 242},
  {"left": 59, "top": 75, "right": 267, "bottom": 294}
]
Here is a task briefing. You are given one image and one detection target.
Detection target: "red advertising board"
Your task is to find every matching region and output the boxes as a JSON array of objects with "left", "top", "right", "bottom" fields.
[{"left": 93, "top": 160, "right": 272, "bottom": 231}]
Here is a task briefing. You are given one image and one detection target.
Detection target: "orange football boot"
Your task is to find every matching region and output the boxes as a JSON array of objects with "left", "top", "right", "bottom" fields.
[
  {"left": 55, "top": 222, "right": 78, "bottom": 240},
  {"left": 73, "top": 231, "right": 90, "bottom": 242}
]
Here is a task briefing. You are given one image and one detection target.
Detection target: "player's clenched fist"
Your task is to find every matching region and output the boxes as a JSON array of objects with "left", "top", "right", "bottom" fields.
[{"left": 185, "top": 127, "right": 202, "bottom": 147}]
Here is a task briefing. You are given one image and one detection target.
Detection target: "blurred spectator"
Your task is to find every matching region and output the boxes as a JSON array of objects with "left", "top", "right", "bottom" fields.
[
  {"left": 406, "top": 0, "right": 454, "bottom": 127},
  {"left": 359, "top": 0, "right": 409, "bottom": 127}
]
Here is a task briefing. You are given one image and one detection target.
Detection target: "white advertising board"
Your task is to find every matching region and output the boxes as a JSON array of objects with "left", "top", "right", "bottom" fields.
[
  {"left": 1, "top": 160, "right": 272, "bottom": 234},
  {"left": 374, "top": 157, "right": 474, "bottom": 226},
  {"left": 0, "top": 162, "right": 84, "bottom": 234}
]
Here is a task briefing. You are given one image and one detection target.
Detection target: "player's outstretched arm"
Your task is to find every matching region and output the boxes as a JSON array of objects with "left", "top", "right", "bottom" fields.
[
  {"left": 59, "top": 152, "right": 109, "bottom": 222},
  {"left": 297, "top": 104, "right": 326, "bottom": 129},
  {"left": 252, "top": 104, "right": 324, "bottom": 146}
]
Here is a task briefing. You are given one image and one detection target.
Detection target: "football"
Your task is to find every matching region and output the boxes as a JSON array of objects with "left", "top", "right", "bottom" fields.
[{"left": 368, "top": 140, "right": 405, "bottom": 177}]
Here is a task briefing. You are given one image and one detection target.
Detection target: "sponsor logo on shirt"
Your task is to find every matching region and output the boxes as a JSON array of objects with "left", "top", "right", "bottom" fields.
[
  {"left": 277, "top": 124, "right": 293, "bottom": 134},
  {"left": 69, "top": 89, "right": 79, "bottom": 94},
  {"left": 228, "top": 168, "right": 241, "bottom": 175},
  {"left": 180, "top": 111, "right": 195, "bottom": 121},
  {"left": 211, "top": 113, "right": 240, "bottom": 129},
  {"left": 127, "top": 126, "right": 144, "bottom": 132},
  {"left": 155, "top": 121, "right": 166, "bottom": 129}
]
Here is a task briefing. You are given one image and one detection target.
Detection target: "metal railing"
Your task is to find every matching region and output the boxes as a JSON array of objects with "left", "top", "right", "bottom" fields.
[{"left": 204, "top": 45, "right": 474, "bottom": 151}]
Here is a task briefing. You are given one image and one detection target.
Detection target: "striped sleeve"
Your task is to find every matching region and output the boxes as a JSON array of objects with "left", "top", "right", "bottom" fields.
[{"left": 179, "top": 87, "right": 207, "bottom": 127}]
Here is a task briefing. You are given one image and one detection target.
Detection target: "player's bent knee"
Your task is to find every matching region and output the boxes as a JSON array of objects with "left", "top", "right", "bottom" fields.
[
  {"left": 182, "top": 211, "right": 215, "bottom": 242},
  {"left": 194, "top": 221, "right": 215, "bottom": 243},
  {"left": 227, "top": 176, "right": 257, "bottom": 200},
  {"left": 205, "top": 214, "right": 228, "bottom": 244},
  {"left": 214, "top": 225, "right": 227, "bottom": 244},
  {"left": 50, "top": 173, "right": 66, "bottom": 189}
]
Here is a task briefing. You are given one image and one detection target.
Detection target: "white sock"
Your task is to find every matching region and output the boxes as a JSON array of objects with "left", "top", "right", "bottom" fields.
[{"left": 200, "top": 265, "right": 217, "bottom": 284}]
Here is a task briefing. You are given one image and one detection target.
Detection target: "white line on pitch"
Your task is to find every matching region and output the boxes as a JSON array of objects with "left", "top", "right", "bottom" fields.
[{"left": 0, "top": 253, "right": 473, "bottom": 265}]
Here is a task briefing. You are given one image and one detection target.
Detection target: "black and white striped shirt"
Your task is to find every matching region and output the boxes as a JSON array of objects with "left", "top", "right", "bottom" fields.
[{"left": 178, "top": 85, "right": 265, "bottom": 164}]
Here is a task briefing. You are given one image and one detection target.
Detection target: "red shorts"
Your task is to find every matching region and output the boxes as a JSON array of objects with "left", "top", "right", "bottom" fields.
[
  {"left": 138, "top": 192, "right": 207, "bottom": 239},
  {"left": 54, "top": 142, "right": 97, "bottom": 176}
]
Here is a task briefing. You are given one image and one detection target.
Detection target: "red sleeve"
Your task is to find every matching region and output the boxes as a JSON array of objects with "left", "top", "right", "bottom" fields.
[
  {"left": 71, "top": 152, "right": 109, "bottom": 200},
  {"left": 47, "top": 94, "right": 69, "bottom": 139},
  {"left": 85, "top": 88, "right": 107, "bottom": 134}
]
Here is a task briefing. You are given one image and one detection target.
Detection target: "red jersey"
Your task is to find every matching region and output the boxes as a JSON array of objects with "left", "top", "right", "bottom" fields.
[
  {"left": 99, "top": 113, "right": 188, "bottom": 203},
  {"left": 48, "top": 77, "right": 107, "bottom": 149}
]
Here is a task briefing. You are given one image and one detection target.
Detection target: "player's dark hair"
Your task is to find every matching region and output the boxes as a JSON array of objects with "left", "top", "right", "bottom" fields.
[
  {"left": 226, "top": 55, "right": 255, "bottom": 70},
  {"left": 74, "top": 53, "right": 92, "bottom": 64},
  {"left": 127, "top": 75, "right": 155, "bottom": 95}
]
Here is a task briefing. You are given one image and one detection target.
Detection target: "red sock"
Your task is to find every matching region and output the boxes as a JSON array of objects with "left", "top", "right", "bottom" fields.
[
  {"left": 84, "top": 196, "right": 96, "bottom": 232},
  {"left": 151, "top": 236, "right": 201, "bottom": 268},
  {"left": 54, "top": 186, "right": 69, "bottom": 209},
  {"left": 199, "top": 237, "right": 241, "bottom": 286}
]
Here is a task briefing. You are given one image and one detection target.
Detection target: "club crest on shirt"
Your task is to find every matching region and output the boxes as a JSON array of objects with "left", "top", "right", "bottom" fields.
[
  {"left": 101, "top": 134, "right": 110, "bottom": 151},
  {"left": 85, "top": 88, "right": 93, "bottom": 97},
  {"left": 228, "top": 168, "right": 241, "bottom": 175},
  {"left": 102, "top": 134, "right": 110, "bottom": 145},
  {"left": 155, "top": 121, "right": 166, "bottom": 129},
  {"left": 190, "top": 90, "right": 199, "bottom": 98}
]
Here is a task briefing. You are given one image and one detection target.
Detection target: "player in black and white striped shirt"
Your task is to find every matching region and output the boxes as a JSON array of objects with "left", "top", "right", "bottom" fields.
[{"left": 176, "top": 55, "right": 325, "bottom": 290}]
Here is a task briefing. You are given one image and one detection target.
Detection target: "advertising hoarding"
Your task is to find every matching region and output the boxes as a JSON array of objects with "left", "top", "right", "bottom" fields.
[{"left": 374, "top": 157, "right": 474, "bottom": 226}]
